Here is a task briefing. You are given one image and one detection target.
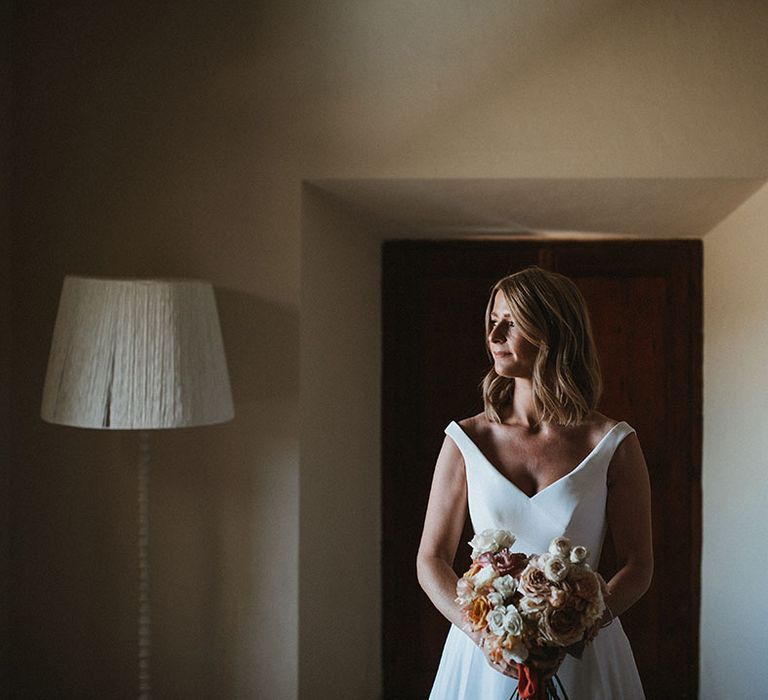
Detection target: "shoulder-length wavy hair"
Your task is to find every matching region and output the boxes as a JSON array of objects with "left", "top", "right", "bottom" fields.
[{"left": 482, "top": 266, "right": 602, "bottom": 427}]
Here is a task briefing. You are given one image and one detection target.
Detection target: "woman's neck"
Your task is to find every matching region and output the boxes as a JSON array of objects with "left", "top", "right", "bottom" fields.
[{"left": 502, "top": 378, "right": 540, "bottom": 429}]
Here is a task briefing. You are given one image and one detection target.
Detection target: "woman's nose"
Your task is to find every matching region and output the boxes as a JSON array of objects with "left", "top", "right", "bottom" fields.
[{"left": 489, "top": 322, "right": 507, "bottom": 343}]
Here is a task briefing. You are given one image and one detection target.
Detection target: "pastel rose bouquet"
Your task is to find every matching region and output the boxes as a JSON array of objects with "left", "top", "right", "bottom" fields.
[{"left": 456, "top": 529, "right": 609, "bottom": 700}]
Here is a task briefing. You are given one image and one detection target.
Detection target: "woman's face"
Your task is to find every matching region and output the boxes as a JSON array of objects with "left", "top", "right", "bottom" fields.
[{"left": 488, "top": 291, "right": 538, "bottom": 379}]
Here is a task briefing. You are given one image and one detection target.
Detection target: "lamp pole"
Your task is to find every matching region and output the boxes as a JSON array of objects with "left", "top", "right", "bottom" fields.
[{"left": 138, "top": 430, "right": 151, "bottom": 699}]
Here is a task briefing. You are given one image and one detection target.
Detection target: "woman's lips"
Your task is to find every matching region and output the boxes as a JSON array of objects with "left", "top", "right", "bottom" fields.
[{"left": 492, "top": 351, "right": 511, "bottom": 358}]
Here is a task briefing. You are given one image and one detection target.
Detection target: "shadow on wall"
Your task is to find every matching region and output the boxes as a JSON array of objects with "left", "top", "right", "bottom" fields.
[
  {"left": 216, "top": 287, "right": 299, "bottom": 404},
  {"left": 148, "top": 286, "right": 299, "bottom": 697}
]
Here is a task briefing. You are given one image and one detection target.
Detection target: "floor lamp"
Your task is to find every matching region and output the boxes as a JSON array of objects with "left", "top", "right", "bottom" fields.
[{"left": 41, "top": 276, "right": 234, "bottom": 699}]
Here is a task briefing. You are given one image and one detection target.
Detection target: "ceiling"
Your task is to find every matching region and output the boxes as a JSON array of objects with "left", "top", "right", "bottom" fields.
[{"left": 309, "top": 178, "right": 766, "bottom": 238}]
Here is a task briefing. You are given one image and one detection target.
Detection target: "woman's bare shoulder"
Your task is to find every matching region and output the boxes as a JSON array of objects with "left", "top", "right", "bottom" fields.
[
  {"left": 588, "top": 410, "right": 620, "bottom": 434},
  {"left": 456, "top": 412, "right": 489, "bottom": 435}
]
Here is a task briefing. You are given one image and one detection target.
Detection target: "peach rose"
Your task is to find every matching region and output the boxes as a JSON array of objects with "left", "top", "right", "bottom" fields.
[
  {"left": 466, "top": 595, "right": 491, "bottom": 631},
  {"left": 548, "top": 587, "right": 567, "bottom": 608},
  {"left": 518, "top": 563, "right": 551, "bottom": 602},
  {"left": 537, "top": 604, "right": 585, "bottom": 647},
  {"left": 572, "top": 571, "right": 599, "bottom": 601},
  {"left": 484, "top": 638, "right": 505, "bottom": 665}
]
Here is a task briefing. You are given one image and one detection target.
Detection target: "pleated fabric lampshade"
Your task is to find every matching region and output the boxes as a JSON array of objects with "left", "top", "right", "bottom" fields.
[{"left": 41, "top": 276, "right": 234, "bottom": 430}]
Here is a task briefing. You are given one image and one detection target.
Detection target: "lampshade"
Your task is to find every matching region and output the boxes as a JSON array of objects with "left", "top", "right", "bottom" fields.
[{"left": 41, "top": 276, "right": 234, "bottom": 429}]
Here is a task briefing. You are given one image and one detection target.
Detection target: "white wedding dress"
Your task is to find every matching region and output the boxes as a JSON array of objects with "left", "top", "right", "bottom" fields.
[{"left": 429, "top": 420, "right": 646, "bottom": 700}]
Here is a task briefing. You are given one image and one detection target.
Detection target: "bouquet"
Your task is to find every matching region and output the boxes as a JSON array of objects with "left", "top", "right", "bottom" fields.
[{"left": 456, "top": 529, "right": 609, "bottom": 700}]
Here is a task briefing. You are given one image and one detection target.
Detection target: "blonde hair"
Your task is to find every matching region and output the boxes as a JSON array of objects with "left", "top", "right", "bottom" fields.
[{"left": 481, "top": 266, "right": 602, "bottom": 426}]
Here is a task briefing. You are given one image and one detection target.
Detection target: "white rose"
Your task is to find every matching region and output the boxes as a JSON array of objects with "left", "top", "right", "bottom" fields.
[
  {"left": 486, "top": 606, "right": 509, "bottom": 636},
  {"left": 570, "top": 545, "right": 589, "bottom": 565},
  {"left": 472, "top": 564, "right": 496, "bottom": 588},
  {"left": 502, "top": 606, "right": 524, "bottom": 636},
  {"left": 549, "top": 536, "right": 572, "bottom": 557},
  {"left": 501, "top": 636, "right": 529, "bottom": 664},
  {"left": 495, "top": 530, "right": 517, "bottom": 550},
  {"left": 468, "top": 529, "right": 517, "bottom": 558},
  {"left": 487, "top": 591, "right": 505, "bottom": 607},
  {"left": 543, "top": 554, "right": 570, "bottom": 583},
  {"left": 468, "top": 530, "right": 497, "bottom": 557},
  {"left": 492, "top": 574, "right": 517, "bottom": 598},
  {"left": 519, "top": 595, "right": 546, "bottom": 614}
]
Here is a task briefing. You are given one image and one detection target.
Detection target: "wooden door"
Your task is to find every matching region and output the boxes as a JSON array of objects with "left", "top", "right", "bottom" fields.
[{"left": 382, "top": 240, "right": 701, "bottom": 699}]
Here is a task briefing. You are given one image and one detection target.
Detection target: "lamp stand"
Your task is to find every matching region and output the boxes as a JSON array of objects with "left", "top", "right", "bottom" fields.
[
  {"left": 138, "top": 430, "right": 152, "bottom": 699},
  {"left": 40, "top": 276, "right": 235, "bottom": 699}
]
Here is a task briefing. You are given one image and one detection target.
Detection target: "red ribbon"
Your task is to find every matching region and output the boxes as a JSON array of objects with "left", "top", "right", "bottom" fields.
[{"left": 516, "top": 664, "right": 545, "bottom": 700}]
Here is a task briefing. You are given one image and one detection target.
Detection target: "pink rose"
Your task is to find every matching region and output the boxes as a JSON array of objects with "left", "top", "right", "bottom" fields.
[
  {"left": 476, "top": 551, "right": 496, "bottom": 567},
  {"left": 493, "top": 549, "right": 529, "bottom": 577},
  {"left": 456, "top": 577, "right": 474, "bottom": 605}
]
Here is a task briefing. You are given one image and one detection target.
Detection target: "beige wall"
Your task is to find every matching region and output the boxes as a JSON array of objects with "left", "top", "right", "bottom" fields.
[
  {"left": 1, "top": 0, "right": 9, "bottom": 692},
  {"left": 299, "top": 188, "right": 388, "bottom": 697},
  {"left": 9, "top": 1, "right": 768, "bottom": 697},
  {"left": 11, "top": 2, "right": 302, "bottom": 697},
  {"left": 702, "top": 182, "right": 768, "bottom": 698}
]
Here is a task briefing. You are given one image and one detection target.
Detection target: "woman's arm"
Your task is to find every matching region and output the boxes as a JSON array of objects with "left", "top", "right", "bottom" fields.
[
  {"left": 416, "top": 434, "right": 471, "bottom": 634},
  {"left": 416, "top": 434, "right": 517, "bottom": 678},
  {"left": 603, "top": 431, "right": 654, "bottom": 619}
]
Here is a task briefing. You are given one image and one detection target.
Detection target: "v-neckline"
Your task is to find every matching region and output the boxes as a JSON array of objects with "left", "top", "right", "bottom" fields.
[{"left": 450, "top": 420, "right": 626, "bottom": 500}]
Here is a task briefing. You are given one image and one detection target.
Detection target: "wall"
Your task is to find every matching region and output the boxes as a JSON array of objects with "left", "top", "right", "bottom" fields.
[
  {"left": 299, "top": 188, "right": 390, "bottom": 697},
  {"left": 701, "top": 182, "right": 768, "bottom": 698},
  {"left": 1, "top": 0, "right": 10, "bottom": 693},
  {"left": 9, "top": 1, "right": 768, "bottom": 697},
  {"left": 10, "top": 2, "right": 301, "bottom": 697}
]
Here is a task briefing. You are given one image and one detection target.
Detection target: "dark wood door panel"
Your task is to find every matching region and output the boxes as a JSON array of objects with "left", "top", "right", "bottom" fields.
[{"left": 382, "top": 240, "right": 701, "bottom": 699}]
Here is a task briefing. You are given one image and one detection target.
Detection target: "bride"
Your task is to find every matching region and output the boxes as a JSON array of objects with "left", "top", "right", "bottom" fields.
[{"left": 416, "top": 266, "right": 653, "bottom": 699}]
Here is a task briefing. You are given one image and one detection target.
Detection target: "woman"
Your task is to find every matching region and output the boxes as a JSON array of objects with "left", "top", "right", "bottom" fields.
[{"left": 416, "top": 266, "right": 653, "bottom": 699}]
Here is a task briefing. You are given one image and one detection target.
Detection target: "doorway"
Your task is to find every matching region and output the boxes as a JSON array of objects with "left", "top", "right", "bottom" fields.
[{"left": 382, "top": 239, "right": 701, "bottom": 698}]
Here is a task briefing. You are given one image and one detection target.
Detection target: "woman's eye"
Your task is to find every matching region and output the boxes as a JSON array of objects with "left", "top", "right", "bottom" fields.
[{"left": 490, "top": 319, "right": 514, "bottom": 330}]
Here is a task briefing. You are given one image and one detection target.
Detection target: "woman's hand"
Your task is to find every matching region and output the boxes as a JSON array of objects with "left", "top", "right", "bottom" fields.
[
  {"left": 464, "top": 625, "right": 519, "bottom": 679},
  {"left": 598, "top": 603, "right": 614, "bottom": 628}
]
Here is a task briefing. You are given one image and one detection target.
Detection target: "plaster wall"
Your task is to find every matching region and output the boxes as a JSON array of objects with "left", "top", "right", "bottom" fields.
[
  {"left": 9, "top": 1, "right": 768, "bottom": 696},
  {"left": 701, "top": 182, "right": 768, "bottom": 698},
  {"left": 1, "top": 0, "right": 12, "bottom": 692},
  {"left": 299, "top": 188, "right": 388, "bottom": 697}
]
